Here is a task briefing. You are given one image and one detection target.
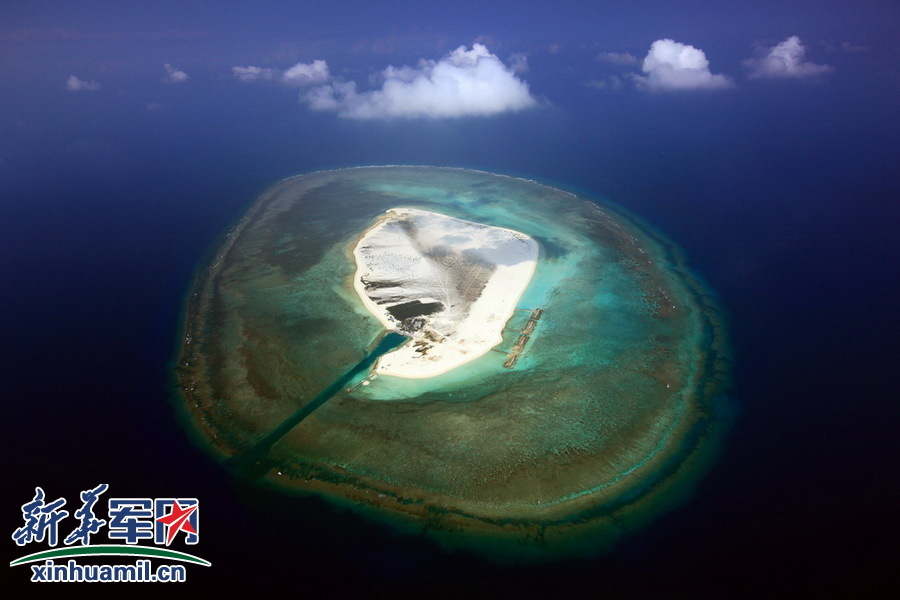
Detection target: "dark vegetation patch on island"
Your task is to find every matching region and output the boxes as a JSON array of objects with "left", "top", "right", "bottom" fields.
[{"left": 386, "top": 299, "right": 445, "bottom": 320}]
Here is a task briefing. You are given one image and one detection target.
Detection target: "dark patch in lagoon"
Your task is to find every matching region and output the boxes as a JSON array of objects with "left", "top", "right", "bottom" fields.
[{"left": 173, "top": 166, "right": 732, "bottom": 561}]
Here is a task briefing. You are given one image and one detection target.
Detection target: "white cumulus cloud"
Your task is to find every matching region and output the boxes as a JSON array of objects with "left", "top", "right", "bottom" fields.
[
  {"left": 232, "top": 65, "right": 276, "bottom": 82},
  {"left": 744, "top": 36, "right": 832, "bottom": 79},
  {"left": 230, "top": 60, "right": 327, "bottom": 85},
  {"left": 282, "top": 59, "right": 330, "bottom": 86},
  {"left": 66, "top": 75, "right": 100, "bottom": 92},
  {"left": 633, "top": 39, "right": 733, "bottom": 91},
  {"left": 163, "top": 63, "right": 189, "bottom": 84},
  {"left": 304, "top": 43, "right": 537, "bottom": 119}
]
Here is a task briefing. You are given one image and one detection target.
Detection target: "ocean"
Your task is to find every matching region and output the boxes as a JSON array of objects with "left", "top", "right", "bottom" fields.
[{"left": 3, "top": 71, "right": 899, "bottom": 594}]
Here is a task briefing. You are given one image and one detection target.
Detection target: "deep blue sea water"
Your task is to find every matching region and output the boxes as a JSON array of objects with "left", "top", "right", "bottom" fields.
[{"left": 3, "top": 68, "right": 899, "bottom": 595}]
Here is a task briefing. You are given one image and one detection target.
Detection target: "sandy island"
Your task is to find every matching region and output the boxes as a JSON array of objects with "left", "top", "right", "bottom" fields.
[{"left": 353, "top": 207, "right": 538, "bottom": 378}]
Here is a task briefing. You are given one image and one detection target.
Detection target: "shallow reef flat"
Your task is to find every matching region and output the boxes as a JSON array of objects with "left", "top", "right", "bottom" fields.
[{"left": 175, "top": 166, "right": 731, "bottom": 558}]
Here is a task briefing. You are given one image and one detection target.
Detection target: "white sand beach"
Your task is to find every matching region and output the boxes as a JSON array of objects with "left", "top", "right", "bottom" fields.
[{"left": 353, "top": 207, "right": 538, "bottom": 378}]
